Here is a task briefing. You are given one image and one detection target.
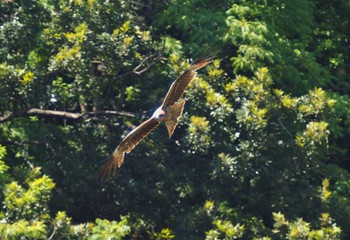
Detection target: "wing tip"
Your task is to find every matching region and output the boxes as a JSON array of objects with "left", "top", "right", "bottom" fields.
[
  {"left": 190, "top": 56, "right": 214, "bottom": 70},
  {"left": 98, "top": 150, "right": 125, "bottom": 181}
]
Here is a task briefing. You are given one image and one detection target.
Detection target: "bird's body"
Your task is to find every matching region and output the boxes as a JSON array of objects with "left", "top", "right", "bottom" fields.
[{"left": 99, "top": 57, "right": 212, "bottom": 179}]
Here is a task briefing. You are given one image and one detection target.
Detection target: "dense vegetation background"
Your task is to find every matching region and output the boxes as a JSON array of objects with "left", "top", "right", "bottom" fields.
[{"left": 1, "top": 0, "right": 350, "bottom": 239}]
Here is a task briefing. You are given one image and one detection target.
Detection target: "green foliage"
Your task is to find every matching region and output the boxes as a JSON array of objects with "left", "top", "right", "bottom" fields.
[
  {"left": 0, "top": 219, "right": 47, "bottom": 240},
  {"left": 3, "top": 172, "right": 55, "bottom": 221},
  {"left": 206, "top": 219, "right": 244, "bottom": 240},
  {"left": 0, "top": 153, "right": 131, "bottom": 239},
  {"left": 90, "top": 218, "right": 131, "bottom": 240},
  {"left": 271, "top": 212, "right": 341, "bottom": 240},
  {"left": 148, "top": 228, "right": 175, "bottom": 240},
  {"left": 155, "top": 0, "right": 228, "bottom": 55},
  {"left": 320, "top": 178, "right": 332, "bottom": 203},
  {"left": 0, "top": 164, "right": 51, "bottom": 239},
  {"left": 225, "top": 4, "right": 274, "bottom": 73},
  {"left": 1, "top": 0, "right": 350, "bottom": 239},
  {"left": 186, "top": 115, "right": 211, "bottom": 153},
  {"left": 0, "top": 145, "right": 10, "bottom": 186}
]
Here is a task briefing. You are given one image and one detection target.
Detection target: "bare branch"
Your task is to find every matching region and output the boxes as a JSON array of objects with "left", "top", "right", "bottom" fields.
[
  {"left": 91, "top": 110, "right": 134, "bottom": 117},
  {"left": 48, "top": 226, "right": 57, "bottom": 240},
  {"left": 0, "top": 112, "right": 13, "bottom": 123},
  {"left": 133, "top": 53, "right": 166, "bottom": 75},
  {"left": 27, "top": 108, "right": 83, "bottom": 119},
  {"left": 0, "top": 108, "right": 135, "bottom": 124}
]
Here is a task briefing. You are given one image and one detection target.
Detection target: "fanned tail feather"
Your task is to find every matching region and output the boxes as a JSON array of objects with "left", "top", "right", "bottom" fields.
[{"left": 165, "top": 98, "right": 186, "bottom": 138}]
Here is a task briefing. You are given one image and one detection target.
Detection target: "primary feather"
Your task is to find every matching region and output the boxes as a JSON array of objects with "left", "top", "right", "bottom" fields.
[
  {"left": 99, "top": 117, "right": 159, "bottom": 179},
  {"left": 162, "top": 57, "right": 213, "bottom": 108}
]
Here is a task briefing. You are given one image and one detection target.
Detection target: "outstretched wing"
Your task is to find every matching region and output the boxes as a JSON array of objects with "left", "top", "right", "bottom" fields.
[
  {"left": 162, "top": 57, "right": 212, "bottom": 108},
  {"left": 99, "top": 117, "right": 160, "bottom": 179}
]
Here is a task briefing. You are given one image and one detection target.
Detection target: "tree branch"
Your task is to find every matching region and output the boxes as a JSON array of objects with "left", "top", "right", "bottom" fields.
[
  {"left": 133, "top": 53, "right": 166, "bottom": 75},
  {"left": 27, "top": 108, "right": 83, "bottom": 119},
  {"left": 0, "top": 108, "right": 135, "bottom": 123},
  {"left": 0, "top": 112, "right": 13, "bottom": 123}
]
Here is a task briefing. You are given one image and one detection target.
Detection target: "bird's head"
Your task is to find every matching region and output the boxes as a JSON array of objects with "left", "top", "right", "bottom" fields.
[{"left": 152, "top": 107, "right": 166, "bottom": 122}]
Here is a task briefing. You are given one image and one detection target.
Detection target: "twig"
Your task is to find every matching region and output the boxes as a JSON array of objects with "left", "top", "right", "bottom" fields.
[
  {"left": 278, "top": 117, "right": 295, "bottom": 143},
  {"left": 48, "top": 226, "right": 56, "bottom": 240},
  {"left": 133, "top": 53, "right": 166, "bottom": 75}
]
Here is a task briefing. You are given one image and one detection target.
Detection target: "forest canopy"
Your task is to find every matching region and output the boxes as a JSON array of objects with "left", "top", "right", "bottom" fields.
[{"left": 1, "top": 0, "right": 350, "bottom": 239}]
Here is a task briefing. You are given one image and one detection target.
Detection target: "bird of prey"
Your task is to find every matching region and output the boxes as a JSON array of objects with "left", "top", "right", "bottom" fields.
[{"left": 99, "top": 57, "right": 212, "bottom": 178}]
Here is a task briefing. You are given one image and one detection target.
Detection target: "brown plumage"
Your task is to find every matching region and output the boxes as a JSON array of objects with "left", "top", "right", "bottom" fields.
[
  {"left": 99, "top": 57, "right": 212, "bottom": 179},
  {"left": 99, "top": 117, "right": 160, "bottom": 178},
  {"left": 162, "top": 58, "right": 212, "bottom": 107}
]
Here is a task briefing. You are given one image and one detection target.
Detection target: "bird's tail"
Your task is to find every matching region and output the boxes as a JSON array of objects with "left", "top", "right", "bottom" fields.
[{"left": 165, "top": 98, "right": 186, "bottom": 138}]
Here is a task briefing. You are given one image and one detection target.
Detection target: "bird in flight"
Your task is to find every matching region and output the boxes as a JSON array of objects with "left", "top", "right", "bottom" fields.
[{"left": 99, "top": 57, "right": 212, "bottom": 179}]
